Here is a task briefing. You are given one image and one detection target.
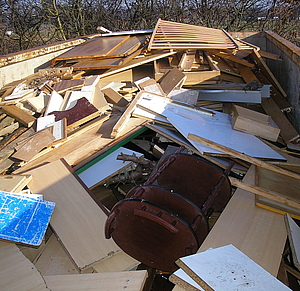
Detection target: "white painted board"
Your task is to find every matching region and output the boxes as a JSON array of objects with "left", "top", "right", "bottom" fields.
[
  {"left": 177, "top": 244, "right": 291, "bottom": 291},
  {"left": 166, "top": 108, "right": 284, "bottom": 160},
  {"left": 78, "top": 147, "right": 143, "bottom": 188},
  {"left": 135, "top": 92, "right": 284, "bottom": 159}
]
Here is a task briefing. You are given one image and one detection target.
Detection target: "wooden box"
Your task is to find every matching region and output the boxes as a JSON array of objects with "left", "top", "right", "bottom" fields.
[
  {"left": 230, "top": 104, "right": 280, "bottom": 142},
  {"left": 254, "top": 165, "right": 300, "bottom": 219}
]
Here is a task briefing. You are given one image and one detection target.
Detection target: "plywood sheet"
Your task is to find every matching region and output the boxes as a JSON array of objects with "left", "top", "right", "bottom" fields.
[
  {"left": 23, "top": 159, "right": 120, "bottom": 270},
  {"left": 0, "top": 174, "right": 32, "bottom": 192},
  {"left": 43, "top": 270, "right": 148, "bottom": 291},
  {"left": 0, "top": 241, "right": 48, "bottom": 291}
]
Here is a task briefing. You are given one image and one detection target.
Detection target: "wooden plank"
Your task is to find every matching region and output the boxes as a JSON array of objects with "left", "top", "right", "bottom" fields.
[
  {"left": 0, "top": 174, "right": 32, "bottom": 192},
  {"left": 250, "top": 49, "right": 287, "bottom": 97},
  {"left": 111, "top": 91, "right": 144, "bottom": 138},
  {"left": 230, "top": 104, "right": 280, "bottom": 142},
  {"left": 284, "top": 214, "right": 300, "bottom": 271},
  {"left": 0, "top": 241, "right": 48, "bottom": 291},
  {"left": 261, "top": 97, "right": 299, "bottom": 143},
  {"left": 43, "top": 270, "right": 148, "bottom": 291},
  {"left": 175, "top": 244, "right": 291, "bottom": 291},
  {"left": 1, "top": 105, "right": 35, "bottom": 127},
  {"left": 164, "top": 107, "right": 283, "bottom": 159},
  {"left": 23, "top": 159, "right": 120, "bottom": 271}
]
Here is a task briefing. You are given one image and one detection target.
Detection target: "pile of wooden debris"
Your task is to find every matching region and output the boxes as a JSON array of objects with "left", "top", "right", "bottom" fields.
[{"left": 0, "top": 19, "right": 300, "bottom": 291}]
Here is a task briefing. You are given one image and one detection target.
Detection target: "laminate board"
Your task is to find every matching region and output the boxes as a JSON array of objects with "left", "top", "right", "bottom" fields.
[
  {"left": 43, "top": 270, "right": 148, "bottom": 291},
  {"left": 78, "top": 146, "right": 143, "bottom": 189},
  {"left": 23, "top": 159, "right": 120, "bottom": 270},
  {"left": 52, "top": 35, "right": 130, "bottom": 61},
  {"left": 0, "top": 174, "right": 32, "bottom": 192},
  {"left": 0, "top": 241, "right": 48, "bottom": 291}
]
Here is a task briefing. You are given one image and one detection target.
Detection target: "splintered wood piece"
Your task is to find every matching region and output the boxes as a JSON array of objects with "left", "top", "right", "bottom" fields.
[
  {"left": 12, "top": 128, "right": 55, "bottom": 162},
  {"left": 175, "top": 244, "right": 291, "bottom": 291},
  {"left": 159, "top": 67, "right": 186, "bottom": 95},
  {"left": 0, "top": 241, "right": 48, "bottom": 291},
  {"left": 23, "top": 159, "right": 120, "bottom": 271},
  {"left": 49, "top": 97, "right": 100, "bottom": 128},
  {"left": 261, "top": 97, "right": 299, "bottom": 143},
  {"left": 101, "top": 87, "right": 129, "bottom": 107},
  {"left": 43, "top": 270, "right": 148, "bottom": 291},
  {"left": 0, "top": 174, "right": 32, "bottom": 192},
  {"left": 1, "top": 105, "right": 35, "bottom": 127}
]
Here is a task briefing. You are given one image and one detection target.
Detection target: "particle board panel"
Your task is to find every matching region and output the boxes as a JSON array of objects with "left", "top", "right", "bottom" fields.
[
  {"left": 34, "top": 233, "right": 81, "bottom": 276},
  {"left": 197, "top": 165, "right": 287, "bottom": 277},
  {"left": 0, "top": 241, "right": 48, "bottom": 291},
  {"left": 175, "top": 244, "right": 291, "bottom": 291},
  {"left": 23, "top": 159, "right": 120, "bottom": 271},
  {"left": 43, "top": 270, "right": 148, "bottom": 291}
]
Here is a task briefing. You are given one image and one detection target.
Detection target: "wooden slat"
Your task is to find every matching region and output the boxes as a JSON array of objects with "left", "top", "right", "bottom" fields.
[
  {"left": 188, "top": 133, "right": 300, "bottom": 180},
  {"left": 1, "top": 105, "right": 36, "bottom": 127},
  {"left": 23, "top": 159, "right": 120, "bottom": 271},
  {"left": 148, "top": 19, "right": 237, "bottom": 50},
  {"left": 43, "top": 270, "right": 148, "bottom": 291}
]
